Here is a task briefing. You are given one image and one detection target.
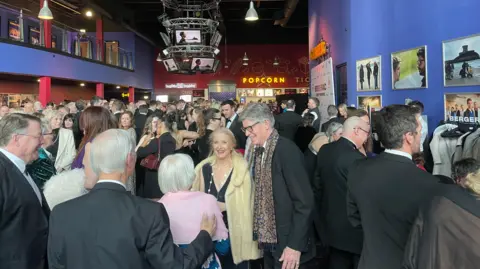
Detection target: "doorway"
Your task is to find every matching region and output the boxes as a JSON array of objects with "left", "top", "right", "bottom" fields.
[{"left": 335, "top": 63, "right": 348, "bottom": 105}]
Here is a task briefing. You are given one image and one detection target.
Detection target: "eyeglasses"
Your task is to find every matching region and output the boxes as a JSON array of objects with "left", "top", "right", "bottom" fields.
[
  {"left": 16, "top": 133, "right": 44, "bottom": 140},
  {"left": 241, "top": 122, "right": 260, "bottom": 133},
  {"left": 355, "top": 127, "right": 370, "bottom": 135}
]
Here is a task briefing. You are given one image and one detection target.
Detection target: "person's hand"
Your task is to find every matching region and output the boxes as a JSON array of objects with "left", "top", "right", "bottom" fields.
[
  {"left": 141, "top": 134, "right": 153, "bottom": 147},
  {"left": 279, "top": 247, "right": 301, "bottom": 269},
  {"left": 303, "top": 108, "right": 309, "bottom": 114},
  {"left": 200, "top": 213, "right": 216, "bottom": 237}
]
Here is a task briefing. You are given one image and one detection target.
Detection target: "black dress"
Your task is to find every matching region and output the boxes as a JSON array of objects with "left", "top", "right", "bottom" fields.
[
  {"left": 137, "top": 132, "right": 176, "bottom": 199},
  {"left": 202, "top": 163, "right": 236, "bottom": 269}
]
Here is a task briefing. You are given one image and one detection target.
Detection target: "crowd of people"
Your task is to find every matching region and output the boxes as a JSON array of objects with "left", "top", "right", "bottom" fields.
[{"left": 0, "top": 95, "right": 479, "bottom": 269}]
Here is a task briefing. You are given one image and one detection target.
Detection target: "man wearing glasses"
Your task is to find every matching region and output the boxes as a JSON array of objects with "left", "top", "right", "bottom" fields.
[
  {"left": 313, "top": 116, "right": 370, "bottom": 269},
  {"left": 239, "top": 103, "right": 315, "bottom": 269},
  {"left": 0, "top": 113, "right": 50, "bottom": 269}
]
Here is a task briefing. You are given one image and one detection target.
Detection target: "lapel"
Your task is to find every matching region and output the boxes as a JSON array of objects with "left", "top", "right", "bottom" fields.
[{"left": 228, "top": 116, "right": 237, "bottom": 130}]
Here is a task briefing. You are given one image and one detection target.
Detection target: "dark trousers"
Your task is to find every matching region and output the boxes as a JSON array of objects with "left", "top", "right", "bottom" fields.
[
  {"left": 328, "top": 248, "right": 359, "bottom": 269},
  {"left": 264, "top": 251, "right": 317, "bottom": 269}
]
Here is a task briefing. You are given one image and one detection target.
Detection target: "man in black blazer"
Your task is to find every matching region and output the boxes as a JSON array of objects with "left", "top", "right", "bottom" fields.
[
  {"left": 221, "top": 100, "right": 247, "bottom": 149},
  {"left": 314, "top": 116, "right": 369, "bottom": 269},
  {"left": 48, "top": 129, "right": 216, "bottom": 269},
  {"left": 274, "top": 99, "right": 303, "bottom": 141},
  {"left": 134, "top": 104, "right": 149, "bottom": 143},
  {"left": 321, "top": 105, "right": 345, "bottom": 132},
  {"left": 240, "top": 103, "right": 315, "bottom": 269},
  {"left": 347, "top": 105, "right": 442, "bottom": 269},
  {"left": 0, "top": 113, "right": 50, "bottom": 269}
]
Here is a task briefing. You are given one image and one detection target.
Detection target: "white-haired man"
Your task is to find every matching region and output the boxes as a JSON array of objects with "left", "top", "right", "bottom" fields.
[
  {"left": 240, "top": 103, "right": 315, "bottom": 269},
  {"left": 314, "top": 116, "right": 370, "bottom": 269},
  {"left": 47, "top": 129, "right": 217, "bottom": 269}
]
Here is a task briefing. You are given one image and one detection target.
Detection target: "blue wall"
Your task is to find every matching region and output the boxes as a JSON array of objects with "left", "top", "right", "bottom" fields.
[
  {"left": 134, "top": 35, "right": 154, "bottom": 90},
  {"left": 309, "top": 0, "right": 480, "bottom": 128}
]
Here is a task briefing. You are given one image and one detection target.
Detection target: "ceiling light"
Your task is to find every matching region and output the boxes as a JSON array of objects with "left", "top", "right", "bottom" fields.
[
  {"left": 116, "top": 86, "right": 120, "bottom": 89},
  {"left": 85, "top": 10, "right": 93, "bottom": 17},
  {"left": 38, "top": 0, "right": 53, "bottom": 20},
  {"left": 80, "top": 29, "right": 86, "bottom": 33},
  {"left": 144, "top": 95, "right": 149, "bottom": 99},
  {"left": 243, "top": 52, "right": 249, "bottom": 61},
  {"left": 243, "top": 61, "right": 248, "bottom": 66},
  {"left": 273, "top": 57, "right": 279, "bottom": 66},
  {"left": 162, "top": 49, "right": 168, "bottom": 56},
  {"left": 37, "top": 79, "right": 40, "bottom": 82},
  {"left": 80, "top": 83, "right": 85, "bottom": 87},
  {"left": 156, "top": 53, "right": 162, "bottom": 62},
  {"left": 214, "top": 48, "right": 220, "bottom": 55},
  {"left": 245, "top": 1, "right": 259, "bottom": 21}
]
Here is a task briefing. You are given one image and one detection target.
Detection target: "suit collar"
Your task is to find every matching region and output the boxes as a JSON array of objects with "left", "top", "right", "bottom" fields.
[
  {"left": 339, "top": 137, "right": 357, "bottom": 150},
  {"left": 380, "top": 152, "right": 415, "bottom": 164},
  {"left": 92, "top": 181, "right": 128, "bottom": 192},
  {"left": 0, "top": 148, "right": 26, "bottom": 173}
]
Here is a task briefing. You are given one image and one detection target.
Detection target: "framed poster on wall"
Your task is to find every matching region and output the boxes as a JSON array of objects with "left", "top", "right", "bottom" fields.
[
  {"left": 444, "top": 93, "right": 480, "bottom": 123},
  {"left": 28, "top": 26, "right": 40, "bottom": 45},
  {"left": 356, "top": 55, "right": 381, "bottom": 91},
  {"left": 357, "top": 95, "right": 382, "bottom": 110},
  {"left": 8, "top": 20, "right": 20, "bottom": 41},
  {"left": 52, "top": 34, "right": 57, "bottom": 49},
  {"left": 391, "top": 46, "right": 428, "bottom": 90},
  {"left": 443, "top": 34, "right": 480, "bottom": 87}
]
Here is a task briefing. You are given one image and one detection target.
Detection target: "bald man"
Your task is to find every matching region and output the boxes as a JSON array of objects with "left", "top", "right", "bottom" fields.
[{"left": 313, "top": 116, "right": 370, "bottom": 269}]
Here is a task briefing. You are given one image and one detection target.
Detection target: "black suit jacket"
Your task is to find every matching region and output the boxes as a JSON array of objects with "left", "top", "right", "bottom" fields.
[
  {"left": 227, "top": 115, "right": 247, "bottom": 149},
  {"left": 320, "top": 117, "right": 345, "bottom": 133},
  {"left": 314, "top": 137, "right": 365, "bottom": 254},
  {"left": 274, "top": 110, "right": 303, "bottom": 141},
  {"left": 347, "top": 152, "right": 442, "bottom": 269},
  {"left": 269, "top": 137, "right": 316, "bottom": 263},
  {"left": 47, "top": 182, "right": 213, "bottom": 269},
  {"left": 134, "top": 113, "right": 148, "bottom": 143},
  {"left": 0, "top": 152, "right": 50, "bottom": 269}
]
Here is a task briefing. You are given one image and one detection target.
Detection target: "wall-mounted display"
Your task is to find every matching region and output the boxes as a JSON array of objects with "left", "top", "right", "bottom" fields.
[
  {"left": 238, "top": 89, "right": 247, "bottom": 96},
  {"left": 28, "top": 26, "right": 40, "bottom": 45},
  {"left": 174, "top": 30, "right": 201, "bottom": 45},
  {"left": 191, "top": 58, "right": 214, "bottom": 71},
  {"left": 391, "top": 46, "right": 427, "bottom": 90},
  {"left": 443, "top": 34, "right": 480, "bottom": 87},
  {"left": 264, "top": 89, "right": 274, "bottom": 97},
  {"left": 163, "top": 58, "right": 179, "bottom": 72},
  {"left": 357, "top": 95, "right": 382, "bottom": 109},
  {"left": 8, "top": 20, "right": 20, "bottom": 41},
  {"left": 444, "top": 93, "right": 480, "bottom": 123},
  {"left": 246, "top": 89, "right": 255, "bottom": 97},
  {"left": 274, "top": 89, "right": 282, "bottom": 95},
  {"left": 256, "top": 89, "right": 265, "bottom": 97},
  {"left": 356, "top": 55, "right": 381, "bottom": 91}
]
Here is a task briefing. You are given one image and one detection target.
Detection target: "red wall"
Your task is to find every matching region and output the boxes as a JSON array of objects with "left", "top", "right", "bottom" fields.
[
  {"left": 154, "top": 44, "right": 309, "bottom": 93},
  {"left": 0, "top": 81, "right": 96, "bottom": 103}
]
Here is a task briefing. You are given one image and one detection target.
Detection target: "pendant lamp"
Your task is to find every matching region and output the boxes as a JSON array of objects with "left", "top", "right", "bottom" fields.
[
  {"left": 245, "top": 1, "right": 259, "bottom": 21},
  {"left": 273, "top": 57, "right": 279, "bottom": 66},
  {"left": 243, "top": 52, "right": 249, "bottom": 61},
  {"left": 38, "top": 0, "right": 53, "bottom": 20}
]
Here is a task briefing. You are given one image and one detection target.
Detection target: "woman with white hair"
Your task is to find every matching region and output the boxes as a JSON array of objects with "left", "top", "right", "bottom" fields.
[{"left": 158, "top": 153, "right": 229, "bottom": 269}]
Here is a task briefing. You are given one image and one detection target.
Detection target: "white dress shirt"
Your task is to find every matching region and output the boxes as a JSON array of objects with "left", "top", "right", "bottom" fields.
[
  {"left": 97, "top": 179, "right": 127, "bottom": 189},
  {"left": 226, "top": 114, "right": 238, "bottom": 129},
  {"left": 0, "top": 148, "right": 42, "bottom": 205},
  {"left": 384, "top": 149, "right": 412, "bottom": 160}
]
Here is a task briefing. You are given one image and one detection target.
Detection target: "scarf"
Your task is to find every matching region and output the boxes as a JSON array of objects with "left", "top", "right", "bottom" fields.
[{"left": 253, "top": 129, "right": 279, "bottom": 250}]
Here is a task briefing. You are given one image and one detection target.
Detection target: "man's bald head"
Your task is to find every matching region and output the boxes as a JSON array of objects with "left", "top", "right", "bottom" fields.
[{"left": 342, "top": 116, "right": 370, "bottom": 148}]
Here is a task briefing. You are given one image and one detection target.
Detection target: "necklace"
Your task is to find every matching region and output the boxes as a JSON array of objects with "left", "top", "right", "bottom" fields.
[{"left": 207, "top": 164, "right": 233, "bottom": 196}]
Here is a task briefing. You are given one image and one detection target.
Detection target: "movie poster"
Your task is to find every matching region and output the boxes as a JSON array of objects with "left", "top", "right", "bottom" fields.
[
  {"left": 310, "top": 57, "right": 335, "bottom": 124},
  {"left": 356, "top": 55, "right": 381, "bottom": 91},
  {"left": 8, "top": 20, "right": 20, "bottom": 41},
  {"left": 29, "top": 26, "right": 40, "bottom": 45},
  {"left": 391, "top": 46, "right": 428, "bottom": 89},
  {"left": 444, "top": 93, "right": 480, "bottom": 123},
  {"left": 52, "top": 34, "right": 57, "bottom": 49},
  {"left": 357, "top": 95, "right": 382, "bottom": 110},
  {"left": 443, "top": 34, "right": 480, "bottom": 87}
]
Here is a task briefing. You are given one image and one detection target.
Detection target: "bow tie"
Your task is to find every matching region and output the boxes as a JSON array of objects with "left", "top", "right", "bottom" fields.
[
  {"left": 255, "top": 147, "right": 265, "bottom": 156},
  {"left": 226, "top": 118, "right": 231, "bottom": 123}
]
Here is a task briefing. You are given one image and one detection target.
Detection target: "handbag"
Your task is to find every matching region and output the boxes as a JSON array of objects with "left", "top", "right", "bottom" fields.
[{"left": 140, "top": 137, "right": 162, "bottom": 170}]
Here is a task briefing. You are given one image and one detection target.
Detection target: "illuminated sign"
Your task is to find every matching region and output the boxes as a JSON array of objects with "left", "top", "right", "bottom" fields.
[
  {"left": 242, "top": 77, "right": 285, "bottom": 84},
  {"left": 165, "top": 83, "right": 197, "bottom": 89},
  {"left": 310, "top": 41, "right": 327, "bottom": 60},
  {"left": 121, "top": 93, "right": 130, "bottom": 98}
]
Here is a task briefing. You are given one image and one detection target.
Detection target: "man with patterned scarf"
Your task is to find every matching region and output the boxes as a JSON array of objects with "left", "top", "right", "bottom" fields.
[{"left": 239, "top": 103, "right": 316, "bottom": 269}]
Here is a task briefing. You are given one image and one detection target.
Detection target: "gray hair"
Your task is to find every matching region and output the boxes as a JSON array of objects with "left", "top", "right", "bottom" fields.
[
  {"left": 326, "top": 122, "right": 343, "bottom": 142},
  {"left": 158, "top": 154, "right": 195, "bottom": 193},
  {"left": 238, "top": 103, "right": 275, "bottom": 127},
  {"left": 89, "top": 129, "right": 135, "bottom": 175},
  {"left": 327, "top": 105, "right": 338, "bottom": 117},
  {"left": 0, "top": 113, "right": 41, "bottom": 147}
]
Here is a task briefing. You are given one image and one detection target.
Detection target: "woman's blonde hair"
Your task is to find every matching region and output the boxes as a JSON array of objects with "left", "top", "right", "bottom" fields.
[
  {"left": 209, "top": 127, "right": 237, "bottom": 156},
  {"left": 464, "top": 169, "right": 480, "bottom": 195}
]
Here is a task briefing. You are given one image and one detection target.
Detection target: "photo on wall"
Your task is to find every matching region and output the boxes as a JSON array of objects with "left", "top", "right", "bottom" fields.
[
  {"left": 444, "top": 93, "right": 480, "bottom": 123},
  {"left": 391, "top": 46, "right": 427, "bottom": 90},
  {"left": 443, "top": 34, "right": 480, "bottom": 87},
  {"left": 28, "top": 26, "right": 40, "bottom": 45},
  {"left": 8, "top": 20, "right": 20, "bottom": 41},
  {"left": 357, "top": 95, "right": 382, "bottom": 110},
  {"left": 356, "top": 55, "right": 381, "bottom": 91}
]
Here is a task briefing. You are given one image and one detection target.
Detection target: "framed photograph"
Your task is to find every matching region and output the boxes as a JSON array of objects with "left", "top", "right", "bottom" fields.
[
  {"left": 357, "top": 95, "right": 382, "bottom": 109},
  {"left": 443, "top": 34, "right": 480, "bottom": 87},
  {"left": 28, "top": 26, "right": 40, "bottom": 45},
  {"left": 444, "top": 93, "right": 480, "bottom": 123},
  {"left": 356, "top": 55, "right": 381, "bottom": 91},
  {"left": 391, "top": 46, "right": 427, "bottom": 90},
  {"left": 8, "top": 20, "right": 20, "bottom": 41}
]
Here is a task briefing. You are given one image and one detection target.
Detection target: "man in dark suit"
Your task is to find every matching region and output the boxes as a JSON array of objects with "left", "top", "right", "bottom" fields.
[
  {"left": 302, "top": 97, "right": 321, "bottom": 132},
  {"left": 72, "top": 99, "right": 86, "bottom": 149},
  {"left": 134, "top": 104, "right": 149, "bottom": 143},
  {"left": 347, "top": 105, "right": 442, "bottom": 269},
  {"left": 274, "top": 99, "right": 303, "bottom": 141},
  {"left": 0, "top": 113, "right": 50, "bottom": 269},
  {"left": 48, "top": 129, "right": 216, "bottom": 269},
  {"left": 221, "top": 100, "right": 247, "bottom": 149},
  {"left": 321, "top": 105, "right": 345, "bottom": 132},
  {"left": 314, "top": 116, "right": 369, "bottom": 269},
  {"left": 240, "top": 103, "right": 315, "bottom": 269}
]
